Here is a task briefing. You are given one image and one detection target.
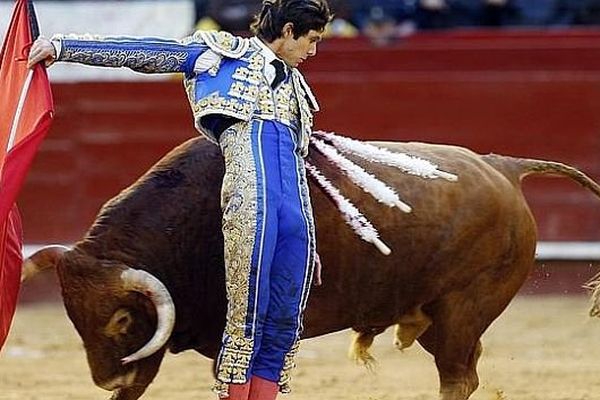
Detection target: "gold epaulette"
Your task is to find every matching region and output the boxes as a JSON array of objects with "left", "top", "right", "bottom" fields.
[{"left": 196, "top": 31, "right": 250, "bottom": 59}]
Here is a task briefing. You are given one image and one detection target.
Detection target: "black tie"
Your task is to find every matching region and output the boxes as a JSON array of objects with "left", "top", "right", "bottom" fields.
[{"left": 270, "top": 59, "right": 287, "bottom": 89}]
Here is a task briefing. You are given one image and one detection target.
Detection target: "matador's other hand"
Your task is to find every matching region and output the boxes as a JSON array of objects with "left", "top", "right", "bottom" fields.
[
  {"left": 314, "top": 253, "right": 323, "bottom": 286},
  {"left": 27, "top": 36, "right": 56, "bottom": 68}
]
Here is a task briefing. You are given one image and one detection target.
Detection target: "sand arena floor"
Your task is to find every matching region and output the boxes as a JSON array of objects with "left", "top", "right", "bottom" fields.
[{"left": 1, "top": 295, "right": 600, "bottom": 400}]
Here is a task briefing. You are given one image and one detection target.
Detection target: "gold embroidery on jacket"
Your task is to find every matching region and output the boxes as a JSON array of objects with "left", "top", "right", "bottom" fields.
[
  {"left": 185, "top": 39, "right": 315, "bottom": 152},
  {"left": 199, "top": 30, "right": 250, "bottom": 58}
]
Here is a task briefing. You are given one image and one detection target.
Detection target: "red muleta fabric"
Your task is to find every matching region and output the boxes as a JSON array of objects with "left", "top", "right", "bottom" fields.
[{"left": 0, "top": 0, "right": 54, "bottom": 350}]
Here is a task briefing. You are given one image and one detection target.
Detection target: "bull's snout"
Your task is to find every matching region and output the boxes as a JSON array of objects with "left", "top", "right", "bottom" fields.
[{"left": 96, "top": 366, "right": 138, "bottom": 391}]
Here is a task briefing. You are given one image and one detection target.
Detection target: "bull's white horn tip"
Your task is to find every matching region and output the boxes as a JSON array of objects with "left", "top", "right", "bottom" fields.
[
  {"left": 121, "top": 356, "right": 134, "bottom": 365},
  {"left": 373, "top": 238, "right": 392, "bottom": 256}
]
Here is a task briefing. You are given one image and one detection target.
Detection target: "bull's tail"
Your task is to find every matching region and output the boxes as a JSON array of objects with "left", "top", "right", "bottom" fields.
[
  {"left": 585, "top": 275, "right": 600, "bottom": 318},
  {"left": 482, "top": 153, "right": 600, "bottom": 199},
  {"left": 484, "top": 153, "right": 600, "bottom": 317}
]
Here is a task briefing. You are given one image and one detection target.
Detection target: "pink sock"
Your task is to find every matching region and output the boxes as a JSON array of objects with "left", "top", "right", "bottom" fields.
[
  {"left": 248, "top": 375, "right": 279, "bottom": 400},
  {"left": 222, "top": 382, "right": 250, "bottom": 400}
]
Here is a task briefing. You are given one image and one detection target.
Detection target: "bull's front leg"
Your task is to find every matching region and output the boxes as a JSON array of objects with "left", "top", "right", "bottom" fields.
[{"left": 109, "top": 386, "right": 147, "bottom": 400}]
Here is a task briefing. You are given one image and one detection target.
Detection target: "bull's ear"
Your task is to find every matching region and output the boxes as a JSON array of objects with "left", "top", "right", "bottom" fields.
[
  {"left": 21, "top": 245, "right": 69, "bottom": 282},
  {"left": 104, "top": 308, "right": 134, "bottom": 337}
]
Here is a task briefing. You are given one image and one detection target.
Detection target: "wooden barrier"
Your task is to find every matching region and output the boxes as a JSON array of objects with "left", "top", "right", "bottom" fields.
[{"left": 19, "top": 30, "right": 600, "bottom": 243}]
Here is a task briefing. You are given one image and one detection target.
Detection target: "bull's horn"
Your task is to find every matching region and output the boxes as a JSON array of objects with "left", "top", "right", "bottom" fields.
[
  {"left": 21, "top": 245, "right": 70, "bottom": 282},
  {"left": 120, "top": 269, "right": 175, "bottom": 365}
]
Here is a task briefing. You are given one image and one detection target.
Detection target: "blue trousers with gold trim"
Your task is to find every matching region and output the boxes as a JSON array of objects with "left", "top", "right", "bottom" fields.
[{"left": 215, "top": 119, "right": 315, "bottom": 393}]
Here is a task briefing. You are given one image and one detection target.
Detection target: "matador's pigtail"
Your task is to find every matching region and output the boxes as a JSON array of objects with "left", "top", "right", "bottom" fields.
[{"left": 251, "top": 0, "right": 279, "bottom": 41}]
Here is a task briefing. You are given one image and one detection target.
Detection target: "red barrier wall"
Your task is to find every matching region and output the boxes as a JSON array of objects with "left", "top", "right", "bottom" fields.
[{"left": 19, "top": 30, "right": 600, "bottom": 243}]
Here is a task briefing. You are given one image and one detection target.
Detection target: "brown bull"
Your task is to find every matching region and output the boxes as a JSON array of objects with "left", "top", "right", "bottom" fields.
[{"left": 24, "top": 137, "right": 600, "bottom": 400}]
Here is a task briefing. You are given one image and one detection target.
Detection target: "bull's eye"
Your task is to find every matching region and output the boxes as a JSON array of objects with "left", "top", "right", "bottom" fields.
[{"left": 104, "top": 308, "right": 133, "bottom": 337}]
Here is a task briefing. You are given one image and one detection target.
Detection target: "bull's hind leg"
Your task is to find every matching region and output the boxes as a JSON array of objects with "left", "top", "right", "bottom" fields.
[
  {"left": 416, "top": 293, "right": 483, "bottom": 400},
  {"left": 417, "top": 259, "right": 530, "bottom": 400}
]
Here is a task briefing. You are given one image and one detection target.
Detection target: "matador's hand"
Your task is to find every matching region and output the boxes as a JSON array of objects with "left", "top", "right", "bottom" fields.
[
  {"left": 314, "top": 253, "right": 322, "bottom": 286},
  {"left": 27, "top": 36, "right": 56, "bottom": 68}
]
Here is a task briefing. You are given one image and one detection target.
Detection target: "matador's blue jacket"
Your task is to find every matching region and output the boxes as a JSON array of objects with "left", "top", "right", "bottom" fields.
[{"left": 52, "top": 30, "right": 320, "bottom": 156}]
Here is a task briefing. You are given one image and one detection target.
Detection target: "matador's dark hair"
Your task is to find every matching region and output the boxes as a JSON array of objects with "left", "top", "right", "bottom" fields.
[{"left": 250, "top": 0, "right": 333, "bottom": 42}]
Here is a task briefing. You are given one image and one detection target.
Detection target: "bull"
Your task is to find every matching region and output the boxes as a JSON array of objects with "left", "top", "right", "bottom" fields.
[{"left": 24, "top": 136, "right": 600, "bottom": 400}]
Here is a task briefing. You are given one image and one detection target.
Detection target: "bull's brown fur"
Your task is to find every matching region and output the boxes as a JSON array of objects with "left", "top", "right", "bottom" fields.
[
  {"left": 345, "top": 150, "right": 600, "bottom": 368},
  {"left": 25, "top": 137, "right": 600, "bottom": 400}
]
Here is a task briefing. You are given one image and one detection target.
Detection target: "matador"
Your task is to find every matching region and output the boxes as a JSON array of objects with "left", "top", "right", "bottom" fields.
[{"left": 27, "top": 1, "right": 333, "bottom": 399}]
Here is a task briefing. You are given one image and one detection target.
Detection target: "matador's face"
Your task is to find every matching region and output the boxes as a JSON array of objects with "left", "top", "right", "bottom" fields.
[{"left": 276, "top": 25, "right": 323, "bottom": 68}]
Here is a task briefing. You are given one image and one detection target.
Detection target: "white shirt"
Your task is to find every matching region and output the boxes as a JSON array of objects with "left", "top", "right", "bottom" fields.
[{"left": 250, "top": 36, "right": 288, "bottom": 86}]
